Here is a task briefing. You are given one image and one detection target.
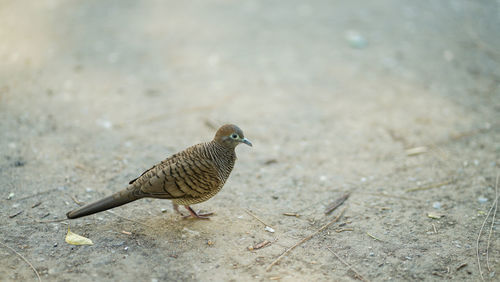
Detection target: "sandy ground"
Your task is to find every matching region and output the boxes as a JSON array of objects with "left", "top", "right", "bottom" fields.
[{"left": 1, "top": 0, "right": 499, "bottom": 281}]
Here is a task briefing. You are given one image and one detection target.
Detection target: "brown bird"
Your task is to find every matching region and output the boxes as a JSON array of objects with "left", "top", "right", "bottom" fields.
[{"left": 66, "top": 124, "right": 252, "bottom": 219}]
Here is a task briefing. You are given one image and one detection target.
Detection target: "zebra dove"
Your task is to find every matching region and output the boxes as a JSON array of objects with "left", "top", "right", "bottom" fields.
[{"left": 66, "top": 124, "right": 252, "bottom": 219}]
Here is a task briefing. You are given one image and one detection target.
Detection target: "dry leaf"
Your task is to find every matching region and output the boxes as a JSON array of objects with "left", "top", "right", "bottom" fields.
[{"left": 65, "top": 227, "right": 93, "bottom": 245}]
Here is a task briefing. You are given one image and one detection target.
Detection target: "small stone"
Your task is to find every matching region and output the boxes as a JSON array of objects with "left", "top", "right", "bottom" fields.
[
  {"left": 53, "top": 243, "right": 58, "bottom": 247},
  {"left": 161, "top": 208, "right": 168, "bottom": 213},
  {"left": 96, "top": 119, "right": 113, "bottom": 129},
  {"left": 432, "top": 202, "right": 442, "bottom": 209},
  {"left": 346, "top": 30, "right": 368, "bottom": 49},
  {"left": 7, "top": 192, "right": 14, "bottom": 200},
  {"left": 264, "top": 226, "right": 275, "bottom": 233},
  {"left": 478, "top": 197, "right": 488, "bottom": 204},
  {"left": 124, "top": 246, "right": 129, "bottom": 251}
]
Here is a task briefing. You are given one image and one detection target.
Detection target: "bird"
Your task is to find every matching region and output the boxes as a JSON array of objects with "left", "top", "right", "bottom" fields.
[{"left": 66, "top": 124, "right": 252, "bottom": 220}]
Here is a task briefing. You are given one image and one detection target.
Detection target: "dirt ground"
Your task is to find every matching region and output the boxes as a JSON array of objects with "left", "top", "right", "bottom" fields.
[{"left": 1, "top": 0, "right": 499, "bottom": 281}]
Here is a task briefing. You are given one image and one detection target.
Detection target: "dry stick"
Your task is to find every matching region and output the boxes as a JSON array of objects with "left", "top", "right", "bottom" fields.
[
  {"left": 71, "top": 195, "right": 85, "bottom": 206},
  {"left": 406, "top": 179, "right": 454, "bottom": 192},
  {"left": 366, "top": 232, "right": 383, "bottom": 242},
  {"left": 245, "top": 209, "right": 273, "bottom": 228},
  {"left": 486, "top": 174, "right": 499, "bottom": 271},
  {"left": 0, "top": 241, "right": 41, "bottom": 282},
  {"left": 327, "top": 247, "right": 368, "bottom": 282},
  {"left": 266, "top": 207, "right": 346, "bottom": 272},
  {"left": 476, "top": 174, "right": 499, "bottom": 281},
  {"left": 325, "top": 193, "right": 350, "bottom": 215}
]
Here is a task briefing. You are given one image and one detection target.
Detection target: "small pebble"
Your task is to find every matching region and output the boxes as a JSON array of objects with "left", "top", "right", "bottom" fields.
[
  {"left": 97, "top": 119, "right": 113, "bottom": 129},
  {"left": 53, "top": 243, "right": 58, "bottom": 247},
  {"left": 7, "top": 192, "right": 14, "bottom": 200},
  {"left": 345, "top": 30, "right": 368, "bottom": 49},
  {"left": 161, "top": 208, "right": 168, "bottom": 213},
  {"left": 478, "top": 197, "right": 488, "bottom": 204},
  {"left": 432, "top": 202, "right": 442, "bottom": 209},
  {"left": 124, "top": 246, "right": 129, "bottom": 251},
  {"left": 264, "top": 226, "right": 275, "bottom": 233}
]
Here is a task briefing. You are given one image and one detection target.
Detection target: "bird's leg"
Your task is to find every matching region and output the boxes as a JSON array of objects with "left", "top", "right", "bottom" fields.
[
  {"left": 183, "top": 205, "right": 214, "bottom": 219},
  {"left": 172, "top": 203, "right": 183, "bottom": 215}
]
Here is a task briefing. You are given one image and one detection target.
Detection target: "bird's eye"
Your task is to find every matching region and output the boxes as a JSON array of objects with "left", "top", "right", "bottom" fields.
[{"left": 231, "top": 134, "right": 238, "bottom": 139}]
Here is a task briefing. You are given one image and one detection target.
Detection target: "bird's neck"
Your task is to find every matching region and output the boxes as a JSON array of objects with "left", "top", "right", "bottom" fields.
[{"left": 208, "top": 141, "right": 236, "bottom": 181}]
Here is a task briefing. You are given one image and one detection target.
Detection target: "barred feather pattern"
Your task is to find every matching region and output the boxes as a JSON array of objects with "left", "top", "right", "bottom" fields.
[{"left": 127, "top": 141, "right": 236, "bottom": 205}]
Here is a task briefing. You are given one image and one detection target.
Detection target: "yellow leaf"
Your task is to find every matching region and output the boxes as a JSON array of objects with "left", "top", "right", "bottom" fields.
[{"left": 65, "top": 227, "right": 93, "bottom": 245}]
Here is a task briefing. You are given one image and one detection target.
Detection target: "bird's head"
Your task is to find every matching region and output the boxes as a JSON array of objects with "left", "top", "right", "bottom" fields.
[{"left": 214, "top": 124, "right": 252, "bottom": 149}]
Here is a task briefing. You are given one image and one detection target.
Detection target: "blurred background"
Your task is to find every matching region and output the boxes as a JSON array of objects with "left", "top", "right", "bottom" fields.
[{"left": 1, "top": 0, "right": 499, "bottom": 281}]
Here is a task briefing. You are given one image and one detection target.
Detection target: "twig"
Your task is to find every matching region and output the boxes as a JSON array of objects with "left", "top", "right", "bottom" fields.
[
  {"left": 486, "top": 174, "right": 499, "bottom": 271},
  {"left": 9, "top": 211, "right": 23, "bottom": 218},
  {"left": 26, "top": 214, "right": 67, "bottom": 223},
  {"left": 327, "top": 247, "right": 368, "bottom": 282},
  {"left": 71, "top": 195, "right": 85, "bottom": 206},
  {"left": 476, "top": 173, "right": 499, "bottom": 281},
  {"left": 366, "top": 232, "right": 383, "bottom": 242},
  {"left": 335, "top": 228, "right": 354, "bottom": 233},
  {"left": 282, "top": 212, "right": 300, "bottom": 217},
  {"left": 266, "top": 207, "right": 346, "bottom": 271},
  {"left": 406, "top": 179, "right": 454, "bottom": 192},
  {"left": 432, "top": 223, "right": 438, "bottom": 234},
  {"left": 245, "top": 209, "right": 273, "bottom": 229},
  {"left": 325, "top": 193, "right": 350, "bottom": 215},
  {"left": 456, "top": 263, "right": 468, "bottom": 271},
  {"left": 0, "top": 241, "right": 41, "bottom": 282}
]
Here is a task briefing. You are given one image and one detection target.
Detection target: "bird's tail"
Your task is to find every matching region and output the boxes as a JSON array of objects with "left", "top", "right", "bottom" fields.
[{"left": 66, "top": 188, "right": 141, "bottom": 219}]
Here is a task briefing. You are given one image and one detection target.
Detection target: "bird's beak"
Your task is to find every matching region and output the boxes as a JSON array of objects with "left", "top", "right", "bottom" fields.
[{"left": 241, "top": 138, "right": 253, "bottom": 147}]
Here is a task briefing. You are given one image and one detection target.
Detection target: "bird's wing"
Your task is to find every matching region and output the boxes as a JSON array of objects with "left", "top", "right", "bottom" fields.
[
  {"left": 129, "top": 157, "right": 171, "bottom": 185},
  {"left": 132, "top": 155, "right": 221, "bottom": 200}
]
